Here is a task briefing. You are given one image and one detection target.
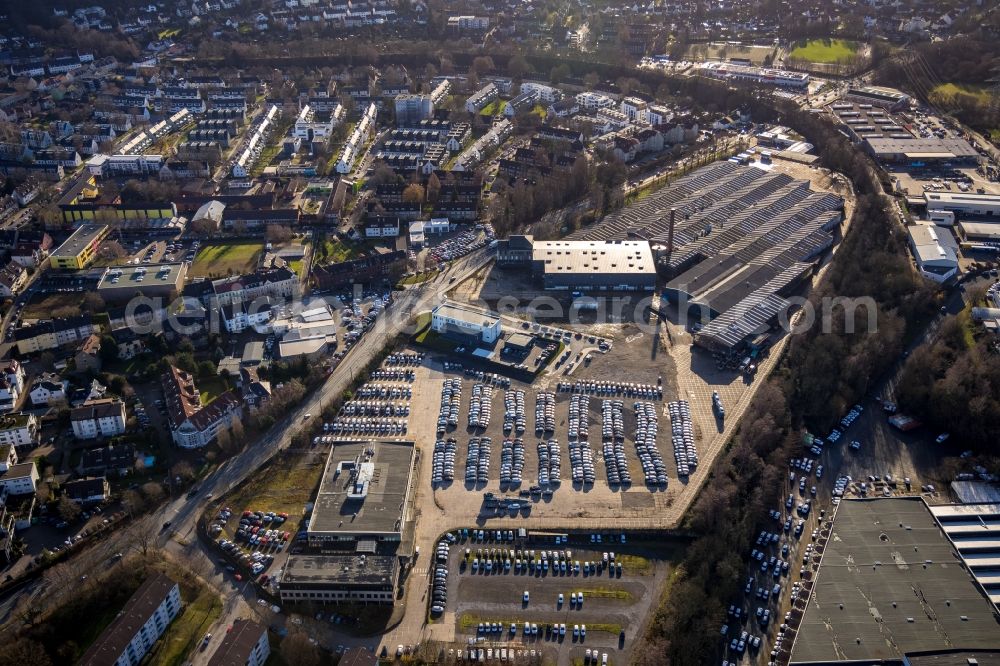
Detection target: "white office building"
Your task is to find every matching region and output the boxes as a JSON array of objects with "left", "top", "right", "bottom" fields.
[{"left": 431, "top": 301, "right": 501, "bottom": 344}]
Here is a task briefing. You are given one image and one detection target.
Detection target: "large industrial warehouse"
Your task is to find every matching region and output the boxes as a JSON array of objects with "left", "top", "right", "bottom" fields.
[
  {"left": 496, "top": 236, "right": 656, "bottom": 291},
  {"left": 564, "top": 161, "right": 843, "bottom": 351},
  {"left": 789, "top": 498, "right": 1000, "bottom": 665}
]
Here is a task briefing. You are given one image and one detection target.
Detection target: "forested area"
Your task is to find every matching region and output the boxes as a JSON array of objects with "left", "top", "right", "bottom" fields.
[
  {"left": 896, "top": 303, "right": 1000, "bottom": 449},
  {"left": 875, "top": 38, "right": 1000, "bottom": 136}
]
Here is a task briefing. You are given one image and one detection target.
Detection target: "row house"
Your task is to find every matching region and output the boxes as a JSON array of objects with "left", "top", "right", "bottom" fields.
[
  {"left": 14, "top": 316, "right": 96, "bottom": 355},
  {"left": 210, "top": 267, "right": 299, "bottom": 306}
]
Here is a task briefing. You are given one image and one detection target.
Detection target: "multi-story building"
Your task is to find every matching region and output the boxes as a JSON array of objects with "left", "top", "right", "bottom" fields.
[
  {"left": 0, "top": 461, "right": 37, "bottom": 496},
  {"left": 71, "top": 398, "right": 127, "bottom": 440},
  {"left": 431, "top": 301, "right": 501, "bottom": 344},
  {"left": 207, "top": 619, "right": 271, "bottom": 666},
  {"left": 210, "top": 267, "right": 298, "bottom": 307},
  {"left": 49, "top": 224, "right": 109, "bottom": 269},
  {"left": 78, "top": 574, "right": 182, "bottom": 666},
  {"left": 464, "top": 83, "right": 499, "bottom": 114},
  {"left": 14, "top": 316, "right": 96, "bottom": 355},
  {"left": 29, "top": 373, "right": 67, "bottom": 406},
  {"left": 0, "top": 413, "right": 39, "bottom": 448},
  {"left": 161, "top": 366, "right": 242, "bottom": 449},
  {"left": 64, "top": 477, "right": 111, "bottom": 504},
  {"left": 394, "top": 94, "right": 434, "bottom": 126},
  {"left": 0, "top": 261, "right": 27, "bottom": 298},
  {"left": 0, "top": 360, "right": 25, "bottom": 413}
]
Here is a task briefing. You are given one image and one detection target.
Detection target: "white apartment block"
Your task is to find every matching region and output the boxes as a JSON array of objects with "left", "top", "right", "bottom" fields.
[{"left": 79, "top": 574, "right": 182, "bottom": 666}]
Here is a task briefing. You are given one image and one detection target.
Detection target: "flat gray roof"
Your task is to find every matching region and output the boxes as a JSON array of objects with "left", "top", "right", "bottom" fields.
[
  {"left": 532, "top": 240, "right": 655, "bottom": 276},
  {"left": 905, "top": 651, "right": 1000, "bottom": 666},
  {"left": 790, "top": 498, "right": 1000, "bottom": 664},
  {"left": 281, "top": 554, "right": 397, "bottom": 586},
  {"left": 97, "top": 263, "right": 186, "bottom": 292},
  {"left": 309, "top": 440, "right": 414, "bottom": 537},
  {"left": 54, "top": 224, "right": 107, "bottom": 258}
]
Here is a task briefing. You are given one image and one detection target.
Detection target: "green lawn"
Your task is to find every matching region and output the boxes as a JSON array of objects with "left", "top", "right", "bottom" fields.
[
  {"left": 190, "top": 242, "right": 262, "bottom": 278},
  {"left": 148, "top": 588, "right": 222, "bottom": 666},
  {"left": 397, "top": 270, "right": 438, "bottom": 286},
  {"left": 788, "top": 38, "right": 859, "bottom": 64},
  {"left": 930, "top": 82, "right": 995, "bottom": 107},
  {"left": 480, "top": 100, "right": 508, "bottom": 116},
  {"left": 199, "top": 377, "right": 229, "bottom": 405},
  {"left": 288, "top": 259, "right": 304, "bottom": 277}
]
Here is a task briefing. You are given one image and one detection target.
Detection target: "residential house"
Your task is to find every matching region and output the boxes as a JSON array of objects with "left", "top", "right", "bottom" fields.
[
  {"left": 0, "top": 261, "right": 27, "bottom": 297},
  {"left": 70, "top": 398, "right": 127, "bottom": 440},
  {"left": 311, "top": 250, "right": 406, "bottom": 290},
  {"left": 29, "top": 373, "right": 67, "bottom": 406},
  {"left": 0, "top": 360, "right": 25, "bottom": 413},
  {"left": 211, "top": 267, "right": 298, "bottom": 306},
  {"left": 161, "top": 366, "right": 243, "bottom": 449},
  {"left": 0, "top": 413, "right": 39, "bottom": 448},
  {"left": 239, "top": 367, "right": 271, "bottom": 411},
  {"left": 220, "top": 300, "right": 274, "bottom": 334},
  {"left": 110, "top": 327, "right": 146, "bottom": 360},
  {"left": 13, "top": 180, "right": 41, "bottom": 207},
  {"left": 63, "top": 477, "right": 110, "bottom": 504},
  {"left": 80, "top": 443, "right": 135, "bottom": 477},
  {"left": 0, "top": 461, "right": 37, "bottom": 496},
  {"left": 74, "top": 333, "right": 103, "bottom": 374}
]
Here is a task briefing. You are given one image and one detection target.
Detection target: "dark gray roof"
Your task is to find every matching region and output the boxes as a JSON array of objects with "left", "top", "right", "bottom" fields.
[{"left": 790, "top": 498, "right": 1000, "bottom": 664}]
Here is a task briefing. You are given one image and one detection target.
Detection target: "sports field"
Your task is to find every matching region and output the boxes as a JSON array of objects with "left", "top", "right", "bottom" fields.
[
  {"left": 189, "top": 242, "right": 262, "bottom": 278},
  {"left": 788, "top": 38, "right": 859, "bottom": 64}
]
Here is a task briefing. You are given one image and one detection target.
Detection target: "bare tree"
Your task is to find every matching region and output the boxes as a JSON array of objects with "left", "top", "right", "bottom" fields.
[
  {"left": 280, "top": 631, "right": 320, "bottom": 666},
  {"left": 58, "top": 495, "right": 81, "bottom": 523},
  {"left": 121, "top": 489, "right": 145, "bottom": 517},
  {"left": 171, "top": 461, "right": 195, "bottom": 483},
  {"left": 141, "top": 481, "right": 164, "bottom": 504},
  {"left": 231, "top": 415, "right": 245, "bottom": 444}
]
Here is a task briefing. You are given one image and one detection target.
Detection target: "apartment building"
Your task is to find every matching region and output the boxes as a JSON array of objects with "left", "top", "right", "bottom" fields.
[
  {"left": 78, "top": 574, "right": 182, "bottom": 666},
  {"left": 70, "top": 398, "right": 128, "bottom": 440}
]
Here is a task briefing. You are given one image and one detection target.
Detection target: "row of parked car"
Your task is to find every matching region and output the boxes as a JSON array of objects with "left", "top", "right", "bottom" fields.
[
  {"left": 469, "top": 384, "right": 495, "bottom": 429},
  {"left": 534, "top": 391, "right": 556, "bottom": 434},
  {"left": 325, "top": 417, "right": 408, "bottom": 435},
  {"left": 569, "top": 394, "right": 591, "bottom": 440},
  {"left": 430, "top": 539, "right": 450, "bottom": 616},
  {"left": 634, "top": 401, "right": 668, "bottom": 486},
  {"left": 340, "top": 400, "right": 410, "bottom": 417},
  {"left": 500, "top": 437, "right": 526, "bottom": 486},
  {"left": 438, "top": 378, "right": 462, "bottom": 433},
  {"left": 384, "top": 352, "right": 424, "bottom": 366},
  {"left": 432, "top": 438, "right": 457, "bottom": 485},
  {"left": 537, "top": 439, "right": 562, "bottom": 487},
  {"left": 503, "top": 390, "right": 526, "bottom": 435},
  {"left": 355, "top": 383, "right": 412, "bottom": 399},
  {"left": 557, "top": 381, "right": 663, "bottom": 400},
  {"left": 668, "top": 400, "right": 698, "bottom": 477},
  {"left": 465, "top": 437, "right": 493, "bottom": 484},
  {"left": 427, "top": 224, "right": 495, "bottom": 264},
  {"left": 568, "top": 439, "right": 596, "bottom": 485}
]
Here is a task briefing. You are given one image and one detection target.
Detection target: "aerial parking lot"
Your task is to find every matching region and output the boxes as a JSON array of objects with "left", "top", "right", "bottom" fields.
[
  {"left": 426, "top": 530, "right": 678, "bottom": 666},
  {"left": 399, "top": 306, "right": 763, "bottom": 534}
]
